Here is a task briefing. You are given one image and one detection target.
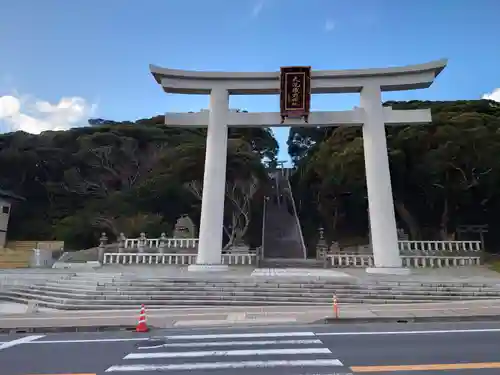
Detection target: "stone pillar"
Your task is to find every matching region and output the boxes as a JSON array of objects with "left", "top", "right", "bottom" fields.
[
  {"left": 360, "top": 85, "right": 409, "bottom": 275},
  {"left": 118, "top": 233, "right": 126, "bottom": 253},
  {"left": 316, "top": 227, "right": 329, "bottom": 268},
  {"left": 159, "top": 232, "right": 167, "bottom": 254},
  {"left": 98, "top": 232, "right": 107, "bottom": 264},
  {"left": 188, "top": 87, "right": 229, "bottom": 272},
  {"left": 138, "top": 232, "right": 146, "bottom": 253}
]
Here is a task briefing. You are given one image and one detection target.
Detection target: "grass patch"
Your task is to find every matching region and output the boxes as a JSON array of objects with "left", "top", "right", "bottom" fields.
[{"left": 487, "top": 260, "right": 500, "bottom": 273}]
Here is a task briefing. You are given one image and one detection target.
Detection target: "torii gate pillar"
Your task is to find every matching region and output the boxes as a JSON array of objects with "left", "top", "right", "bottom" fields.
[
  {"left": 192, "top": 88, "right": 230, "bottom": 271},
  {"left": 150, "top": 59, "right": 447, "bottom": 274},
  {"left": 360, "top": 85, "right": 402, "bottom": 273}
]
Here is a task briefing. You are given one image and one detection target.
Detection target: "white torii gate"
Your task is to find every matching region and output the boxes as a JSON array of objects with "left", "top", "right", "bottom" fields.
[{"left": 150, "top": 59, "right": 447, "bottom": 275}]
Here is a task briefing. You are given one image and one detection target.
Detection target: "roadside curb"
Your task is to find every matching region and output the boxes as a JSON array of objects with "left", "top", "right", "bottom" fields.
[
  {"left": 318, "top": 314, "right": 500, "bottom": 324},
  {"left": 0, "top": 325, "right": 147, "bottom": 334},
  {"left": 2, "top": 314, "right": 500, "bottom": 333}
]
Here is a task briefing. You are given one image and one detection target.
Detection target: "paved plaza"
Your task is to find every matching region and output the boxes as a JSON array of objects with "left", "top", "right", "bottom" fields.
[{"left": 89, "top": 264, "right": 500, "bottom": 283}]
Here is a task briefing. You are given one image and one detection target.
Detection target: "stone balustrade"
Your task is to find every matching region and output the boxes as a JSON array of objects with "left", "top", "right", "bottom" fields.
[
  {"left": 104, "top": 251, "right": 480, "bottom": 268},
  {"left": 124, "top": 237, "right": 198, "bottom": 250},
  {"left": 398, "top": 240, "right": 482, "bottom": 255},
  {"left": 401, "top": 255, "right": 481, "bottom": 267},
  {"left": 327, "top": 254, "right": 481, "bottom": 268},
  {"left": 324, "top": 240, "right": 482, "bottom": 268},
  {"left": 122, "top": 236, "right": 481, "bottom": 254},
  {"left": 106, "top": 236, "right": 482, "bottom": 268},
  {"left": 103, "top": 252, "right": 256, "bottom": 266}
]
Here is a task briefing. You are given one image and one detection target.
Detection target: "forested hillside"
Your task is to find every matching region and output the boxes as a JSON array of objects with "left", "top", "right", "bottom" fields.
[
  {"left": 289, "top": 99, "right": 500, "bottom": 252},
  {"left": 0, "top": 116, "right": 277, "bottom": 250},
  {"left": 2, "top": 99, "right": 500, "bottom": 253}
]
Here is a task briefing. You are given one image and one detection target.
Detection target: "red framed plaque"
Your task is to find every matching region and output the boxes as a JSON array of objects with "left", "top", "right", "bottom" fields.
[{"left": 280, "top": 66, "right": 311, "bottom": 123}]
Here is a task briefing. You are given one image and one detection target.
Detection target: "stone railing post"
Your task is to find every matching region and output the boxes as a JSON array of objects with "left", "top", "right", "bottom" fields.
[
  {"left": 255, "top": 246, "right": 262, "bottom": 267},
  {"left": 330, "top": 241, "right": 341, "bottom": 254},
  {"left": 138, "top": 232, "right": 146, "bottom": 253},
  {"left": 118, "top": 233, "right": 126, "bottom": 253},
  {"left": 98, "top": 232, "right": 108, "bottom": 263},
  {"left": 159, "top": 232, "right": 167, "bottom": 254},
  {"left": 137, "top": 232, "right": 146, "bottom": 254},
  {"left": 316, "top": 227, "right": 329, "bottom": 268}
]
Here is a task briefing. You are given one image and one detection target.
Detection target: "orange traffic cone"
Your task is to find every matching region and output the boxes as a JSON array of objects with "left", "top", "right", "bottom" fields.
[
  {"left": 136, "top": 304, "right": 149, "bottom": 332},
  {"left": 333, "top": 294, "right": 339, "bottom": 319}
]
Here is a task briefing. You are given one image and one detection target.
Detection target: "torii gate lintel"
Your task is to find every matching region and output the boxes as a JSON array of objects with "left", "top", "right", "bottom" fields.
[{"left": 164, "top": 107, "right": 432, "bottom": 128}]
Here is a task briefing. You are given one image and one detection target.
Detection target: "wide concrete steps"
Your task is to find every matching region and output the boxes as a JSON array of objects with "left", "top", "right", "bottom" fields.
[
  {"left": 48, "top": 278, "right": 500, "bottom": 291},
  {"left": 2, "top": 274, "right": 500, "bottom": 310},
  {"left": 0, "top": 289, "right": 465, "bottom": 310},
  {"left": 45, "top": 284, "right": 499, "bottom": 295}
]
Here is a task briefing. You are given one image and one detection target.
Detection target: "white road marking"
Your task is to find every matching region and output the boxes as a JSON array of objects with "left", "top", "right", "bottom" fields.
[
  {"left": 125, "top": 347, "right": 331, "bottom": 359},
  {"left": 33, "top": 338, "right": 150, "bottom": 344},
  {"left": 173, "top": 317, "right": 298, "bottom": 326},
  {"left": 0, "top": 335, "right": 44, "bottom": 350},
  {"left": 165, "top": 331, "right": 316, "bottom": 340},
  {"left": 16, "top": 327, "right": 500, "bottom": 345},
  {"left": 136, "top": 338, "right": 323, "bottom": 349},
  {"left": 105, "top": 359, "right": 344, "bottom": 372},
  {"left": 316, "top": 328, "right": 500, "bottom": 336}
]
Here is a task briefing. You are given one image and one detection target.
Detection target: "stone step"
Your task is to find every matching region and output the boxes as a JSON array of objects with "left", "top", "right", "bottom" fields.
[
  {"left": 41, "top": 280, "right": 500, "bottom": 296},
  {"left": 0, "top": 290, "right": 325, "bottom": 306},
  {"left": 54, "top": 280, "right": 500, "bottom": 293},
  {"left": 91, "top": 285, "right": 500, "bottom": 295},
  {"left": 88, "top": 277, "right": 498, "bottom": 288},
  {"left": 48, "top": 276, "right": 500, "bottom": 288},
  {"left": 21, "top": 285, "right": 500, "bottom": 301},
  {"left": 29, "top": 287, "right": 500, "bottom": 298},
  {"left": 41, "top": 284, "right": 500, "bottom": 298},
  {"left": 260, "top": 259, "right": 324, "bottom": 268},
  {"left": 0, "top": 293, "right": 441, "bottom": 310},
  {"left": 4, "top": 273, "right": 500, "bottom": 310},
  {"left": 22, "top": 282, "right": 500, "bottom": 295},
  {"left": 59, "top": 273, "right": 499, "bottom": 288},
  {"left": 9, "top": 285, "right": 500, "bottom": 304},
  {"left": 3, "top": 289, "right": 482, "bottom": 309}
]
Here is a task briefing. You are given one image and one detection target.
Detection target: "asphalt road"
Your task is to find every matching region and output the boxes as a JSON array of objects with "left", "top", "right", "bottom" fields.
[{"left": 2, "top": 321, "right": 500, "bottom": 374}]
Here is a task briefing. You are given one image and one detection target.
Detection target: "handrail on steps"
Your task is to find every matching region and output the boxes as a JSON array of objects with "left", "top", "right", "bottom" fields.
[{"left": 284, "top": 171, "right": 307, "bottom": 259}]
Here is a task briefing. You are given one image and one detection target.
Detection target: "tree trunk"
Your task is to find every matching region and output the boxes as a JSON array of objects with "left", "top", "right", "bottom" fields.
[
  {"left": 439, "top": 198, "right": 449, "bottom": 240},
  {"left": 330, "top": 206, "right": 339, "bottom": 240},
  {"left": 394, "top": 200, "right": 421, "bottom": 240}
]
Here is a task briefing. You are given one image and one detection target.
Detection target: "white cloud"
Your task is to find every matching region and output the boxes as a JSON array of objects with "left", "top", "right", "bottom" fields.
[
  {"left": 0, "top": 94, "right": 97, "bottom": 134},
  {"left": 324, "top": 19, "right": 335, "bottom": 32},
  {"left": 482, "top": 88, "right": 500, "bottom": 102},
  {"left": 0, "top": 95, "right": 20, "bottom": 118},
  {"left": 251, "top": 0, "right": 264, "bottom": 17}
]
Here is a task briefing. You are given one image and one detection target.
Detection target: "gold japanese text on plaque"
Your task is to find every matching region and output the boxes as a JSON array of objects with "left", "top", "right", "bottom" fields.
[{"left": 280, "top": 66, "right": 311, "bottom": 123}]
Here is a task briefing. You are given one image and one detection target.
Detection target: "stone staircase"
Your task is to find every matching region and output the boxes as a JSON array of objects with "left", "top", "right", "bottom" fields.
[
  {"left": 263, "top": 169, "right": 306, "bottom": 259},
  {"left": 260, "top": 258, "right": 325, "bottom": 268},
  {"left": 2, "top": 273, "right": 500, "bottom": 310}
]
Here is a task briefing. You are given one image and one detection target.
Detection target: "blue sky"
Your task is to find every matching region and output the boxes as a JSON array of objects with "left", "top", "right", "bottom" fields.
[{"left": 1, "top": 0, "right": 499, "bottom": 162}]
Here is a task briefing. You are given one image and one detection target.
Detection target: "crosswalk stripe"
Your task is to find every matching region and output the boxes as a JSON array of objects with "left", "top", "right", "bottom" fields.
[
  {"left": 164, "top": 331, "right": 315, "bottom": 340},
  {"left": 137, "top": 338, "right": 322, "bottom": 349},
  {"left": 125, "top": 347, "right": 331, "bottom": 359},
  {"left": 105, "top": 359, "right": 344, "bottom": 372},
  {"left": 0, "top": 335, "right": 45, "bottom": 351}
]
